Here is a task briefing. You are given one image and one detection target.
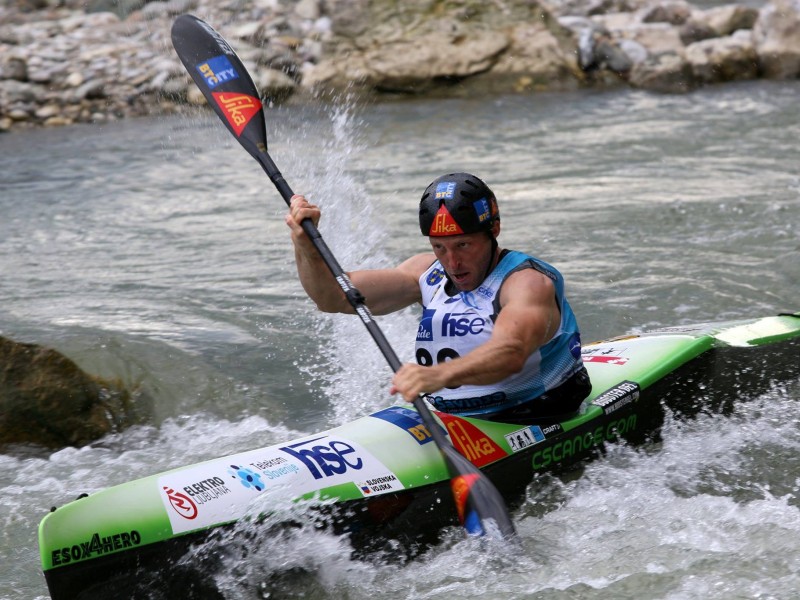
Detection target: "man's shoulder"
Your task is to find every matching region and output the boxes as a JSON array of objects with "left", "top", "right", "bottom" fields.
[
  {"left": 498, "top": 264, "right": 556, "bottom": 307},
  {"left": 398, "top": 252, "right": 437, "bottom": 278}
]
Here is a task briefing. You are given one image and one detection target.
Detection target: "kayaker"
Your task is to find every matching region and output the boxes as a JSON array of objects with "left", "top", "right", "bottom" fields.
[{"left": 285, "top": 172, "right": 591, "bottom": 424}]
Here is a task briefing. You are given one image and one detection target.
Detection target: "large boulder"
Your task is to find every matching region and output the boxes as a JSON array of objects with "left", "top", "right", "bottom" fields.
[
  {"left": 628, "top": 51, "right": 695, "bottom": 91},
  {"left": 753, "top": 0, "right": 800, "bottom": 78},
  {"left": 0, "top": 336, "right": 147, "bottom": 450},
  {"left": 303, "top": 0, "right": 582, "bottom": 95},
  {"left": 686, "top": 29, "right": 759, "bottom": 83}
]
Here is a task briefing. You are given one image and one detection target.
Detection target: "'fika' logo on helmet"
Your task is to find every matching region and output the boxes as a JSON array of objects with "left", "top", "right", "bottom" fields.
[{"left": 429, "top": 205, "right": 464, "bottom": 236}]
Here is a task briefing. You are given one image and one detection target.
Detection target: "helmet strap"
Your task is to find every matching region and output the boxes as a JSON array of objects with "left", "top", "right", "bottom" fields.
[{"left": 483, "top": 233, "right": 499, "bottom": 283}]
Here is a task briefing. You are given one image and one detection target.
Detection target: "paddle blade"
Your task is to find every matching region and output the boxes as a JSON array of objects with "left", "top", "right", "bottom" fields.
[
  {"left": 171, "top": 14, "right": 268, "bottom": 157},
  {"left": 442, "top": 444, "right": 516, "bottom": 539}
]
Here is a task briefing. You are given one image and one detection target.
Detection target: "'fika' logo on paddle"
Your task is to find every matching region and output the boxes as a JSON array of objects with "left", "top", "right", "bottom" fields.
[{"left": 212, "top": 92, "right": 260, "bottom": 137}]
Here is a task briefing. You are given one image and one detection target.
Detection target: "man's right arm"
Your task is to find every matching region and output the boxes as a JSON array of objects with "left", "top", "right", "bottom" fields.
[{"left": 285, "top": 195, "right": 432, "bottom": 315}]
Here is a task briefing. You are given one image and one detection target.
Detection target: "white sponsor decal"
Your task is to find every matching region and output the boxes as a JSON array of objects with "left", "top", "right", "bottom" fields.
[
  {"left": 504, "top": 426, "right": 545, "bottom": 452},
  {"left": 159, "top": 434, "right": 400, "bottom": 534},
  {"left": 355, "top": 473, "right": 405, "bottom": 496}
]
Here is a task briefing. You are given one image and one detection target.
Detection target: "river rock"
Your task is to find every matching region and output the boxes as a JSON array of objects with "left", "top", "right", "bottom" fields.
[
  {"left": 1, "top": 0, "right": 800, "bottom": 130},
  {"left": 628, "top": 51, "right": 695, "bottom": 91},
  {"left": 686, "top": 29, "right": 758, "bottom": 83},
  {"left": 753, "top": 0, "right": 800, "bottom": 78},
  {"left": 704, "top": 4, "right": 759, "bottom": 36},
  {"left": 0, "top": 336, "right": 147, "bottom": 450},
  {"left": 304, "top": 0, "right": 581, "bottom": 95}
]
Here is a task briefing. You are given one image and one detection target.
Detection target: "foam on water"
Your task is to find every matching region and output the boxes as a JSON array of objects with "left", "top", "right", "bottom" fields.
[
  {"left": 181, "top": 381, "right": 800, "bottom": 600},
  {"left": 1, "top": 80, "right": 798, "bottom": 599}
]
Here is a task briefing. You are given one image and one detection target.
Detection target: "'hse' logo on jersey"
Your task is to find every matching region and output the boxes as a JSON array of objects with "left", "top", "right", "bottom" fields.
[
  {"left": 442, "top": 312, "right": 485, "bottom": 337},
  {"left": 196, "top": 55, "right": 239, "bottom": 89},
  {"left": 418, "top": 310, "right": 486, "bottom": 339}
]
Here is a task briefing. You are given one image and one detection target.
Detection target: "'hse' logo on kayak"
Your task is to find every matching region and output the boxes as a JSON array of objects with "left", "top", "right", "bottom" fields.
[
  {"left": 196, "top": 54, "right": 239, "bottom": 89},
  {"left": 280, "top": 436, "right": 364, "bottom": 480}
]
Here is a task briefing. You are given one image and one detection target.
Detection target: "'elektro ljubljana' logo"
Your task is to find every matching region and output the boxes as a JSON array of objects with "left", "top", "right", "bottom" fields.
[{"left": 163, "top": 486, "right": 198, "bottom": 520}]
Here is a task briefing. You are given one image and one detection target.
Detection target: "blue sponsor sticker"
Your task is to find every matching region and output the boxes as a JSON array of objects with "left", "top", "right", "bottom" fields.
[
  {"left": 473, "top": 198, "right": 491, "bottom": 222},
  {"left": 416, "top": 308, "right": 436, "bottom": 342},
  {"left": 196, "top": 54, "right": 240, "bottom": 90},
  {"left": 426, "top": 267, "right": 445, "bottom": 286},
  {"left": 476, "top": 285, "right": 493, "bottom": 300},
  {"left": 434, "top": 181, "right": 456, "bottom": 200},
  {"left": 569, "top": 333, "right": 582, "bottom": 359},
  {"left": 371, "top": 406, "right": 434, "bottom": 445}
]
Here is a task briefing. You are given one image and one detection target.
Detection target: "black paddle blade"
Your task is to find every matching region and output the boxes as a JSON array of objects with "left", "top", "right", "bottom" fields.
[
  {"left": 441, "top": 444, "right": 516, "bottom": 539},
  {"left": 171, "top": 14, "right": 268, "bottom": 158}
]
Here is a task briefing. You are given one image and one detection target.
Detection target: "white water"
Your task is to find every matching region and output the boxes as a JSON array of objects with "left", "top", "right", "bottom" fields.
[{"left": 1, "top": 80, "right": 798, "bottom": 599}]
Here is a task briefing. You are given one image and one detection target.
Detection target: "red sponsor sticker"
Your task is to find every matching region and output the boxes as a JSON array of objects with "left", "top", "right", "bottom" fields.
[
  {"left": 436, "top": 413, "right": 507, "bottom": 467},
  {"left": 583, "top": 355, "right": 629, "bottom": 365},
  {"left": 163, "top": 486, "right": 198, "bottom": 520},
  {"left": 212, "top": 92, "right": 260, "bottom": 137},
  {"left": 428, "top": 204, "right": 464, "bottom": 236}
]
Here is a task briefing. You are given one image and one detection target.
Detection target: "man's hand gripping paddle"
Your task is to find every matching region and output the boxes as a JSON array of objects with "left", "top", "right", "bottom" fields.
[{"left": 170, "top": 14, "right": 516, "bottom": 540}]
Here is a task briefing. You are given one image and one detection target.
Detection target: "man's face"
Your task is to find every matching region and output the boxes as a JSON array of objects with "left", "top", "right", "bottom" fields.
[{"left": 429, "top": 232, "right": 494, "bottom": 292}]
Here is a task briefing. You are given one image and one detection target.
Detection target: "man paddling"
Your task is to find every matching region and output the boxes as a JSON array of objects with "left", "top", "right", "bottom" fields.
[{"left": 285, "top": 172, "right": 591, "bottom": 424}]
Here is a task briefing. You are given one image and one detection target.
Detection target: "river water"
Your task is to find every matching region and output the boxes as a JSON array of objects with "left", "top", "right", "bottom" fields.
[{"left": 1, "top": 80, "right": 799, "bottom": 599}]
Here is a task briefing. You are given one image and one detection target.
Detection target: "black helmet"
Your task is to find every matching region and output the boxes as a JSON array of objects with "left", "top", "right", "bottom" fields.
[{"left": 419, "top": 172, "right": 500, "bottom": 237}]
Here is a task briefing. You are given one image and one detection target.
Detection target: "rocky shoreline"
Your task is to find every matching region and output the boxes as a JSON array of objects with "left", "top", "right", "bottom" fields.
[{"left": 1, "top": 0, "right": 799, "bottom": 132}]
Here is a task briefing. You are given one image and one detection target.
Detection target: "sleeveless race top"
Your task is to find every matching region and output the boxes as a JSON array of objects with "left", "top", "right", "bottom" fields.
[{"left": 415, "top": 250, "right": 583, "bottom": 417}]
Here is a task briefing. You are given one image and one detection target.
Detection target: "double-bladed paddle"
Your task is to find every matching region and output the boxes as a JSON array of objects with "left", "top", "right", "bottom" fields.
[{"left": 170, "top": 13, "right": 516, "bottom": 540}]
